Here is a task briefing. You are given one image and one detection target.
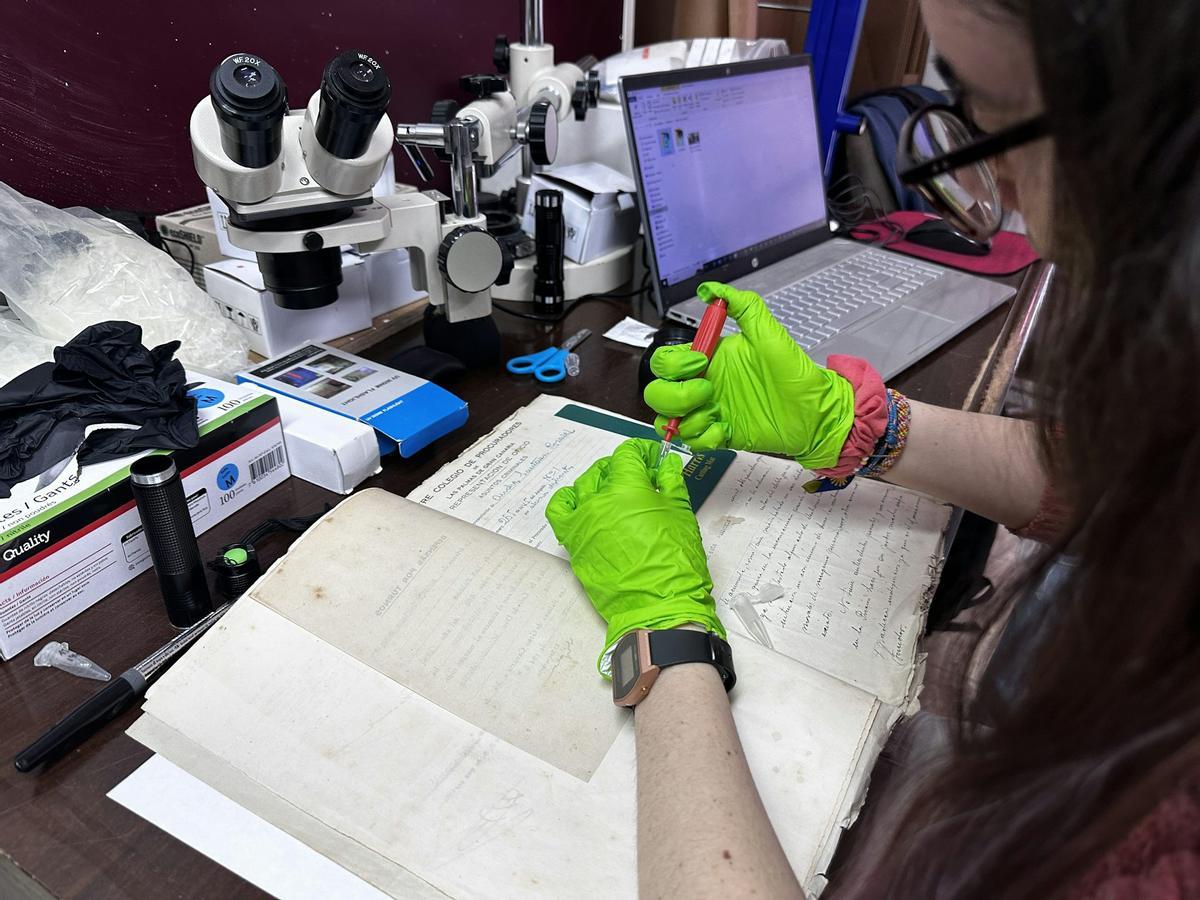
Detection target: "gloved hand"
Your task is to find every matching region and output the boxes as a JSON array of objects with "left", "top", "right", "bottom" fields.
[
  {"left": 546, "top": 439, "right": 725, "bottom": 675},
  {"left": 643, "top": 281, "right": 856, "bottom": 469}
]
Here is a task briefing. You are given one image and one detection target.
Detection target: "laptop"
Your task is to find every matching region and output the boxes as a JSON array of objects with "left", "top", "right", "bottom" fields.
[{"left": 619, "top": 55, "right": 1014, "bottom": 380}]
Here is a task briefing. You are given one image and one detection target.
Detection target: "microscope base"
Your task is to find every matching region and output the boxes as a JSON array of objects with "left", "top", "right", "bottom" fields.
[
  {"left": 491, "top": 243, "right": 634, "bottom": 303},
  {"left": 423, "top": 306, "right": 502, "bottom": 368}
]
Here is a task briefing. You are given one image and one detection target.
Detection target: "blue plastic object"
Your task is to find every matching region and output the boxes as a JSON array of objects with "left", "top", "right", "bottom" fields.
[
  {"left": 506, "top": 346, "right": 571, "bottom": 383},
  {"left": 803, "top": 0, "right": 869, "bottom": 177}
]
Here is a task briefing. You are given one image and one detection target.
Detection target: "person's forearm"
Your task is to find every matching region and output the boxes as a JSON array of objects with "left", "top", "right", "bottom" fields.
[
  {"left": 881, "top": 400, "right": 1046, "bottom": 529},
  {"left": 635, "top": 663, "right": 802, "bottom": 900}
]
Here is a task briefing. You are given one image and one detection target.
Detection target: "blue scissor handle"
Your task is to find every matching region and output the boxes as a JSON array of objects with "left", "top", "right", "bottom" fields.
[{"left": 506, "top": 346, "right": 568, "bottom": 383}]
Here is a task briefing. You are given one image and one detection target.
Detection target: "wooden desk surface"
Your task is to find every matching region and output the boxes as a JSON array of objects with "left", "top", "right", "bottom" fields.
[{"left": 0, "top": 272, "right": 1042, "bottom": 899}]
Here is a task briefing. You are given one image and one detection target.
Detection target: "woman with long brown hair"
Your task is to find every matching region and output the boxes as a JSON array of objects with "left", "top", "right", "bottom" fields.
[{"left": 544, "top": 0, "right": 1200, "bottom": 894}]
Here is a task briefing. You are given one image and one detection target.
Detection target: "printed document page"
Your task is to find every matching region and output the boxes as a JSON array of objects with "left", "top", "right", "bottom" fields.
[
  {"left": 413, "top": 397, "right": 950, "bottom": 704},
  {"left": 697, "top": 452, "right": 949, "bottom": 705},
  {"left": 410, "top": 395, "right": 703, "bottom": 556}
]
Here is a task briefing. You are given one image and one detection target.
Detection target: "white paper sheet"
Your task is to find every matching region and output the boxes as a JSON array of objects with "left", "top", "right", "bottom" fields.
[
  {"left": 108, "top": 755, "right": 391, "bottom": 900},
  {"left": 136, "top": 597, "right": 883, "bottom": 898},
  {"left": 546, "top": 161, "right": 637, "bottom": 195},
  {"left": 697, "top": 453, "right": 949, "bottom": 704},
  {"left": 251, "top": 489, "right": 624, "bottom": 781},
  {"left": 120, "top": 399, "right": 942, "bottom": 897},
  {"left": 602, "top": 316, "right": 658, "bottom": 348},
  {"left": 125, "top": 716, "right": 447, "bottom": 900}
]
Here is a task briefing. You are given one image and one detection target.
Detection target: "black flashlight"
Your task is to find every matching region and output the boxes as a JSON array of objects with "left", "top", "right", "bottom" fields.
[
  {"left": 209, "top": 543, "right": 263, "bottom": 602},
  {"left": 129, "top": 456, "right": 212, "bottom": 628},
  {"left": 533, "top": 189, "right": 565, "bottom": 317}
]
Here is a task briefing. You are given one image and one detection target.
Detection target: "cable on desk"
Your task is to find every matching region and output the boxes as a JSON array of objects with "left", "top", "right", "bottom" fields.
[
  {"left": 826, "top": 173, "right": 906, "bottom": 245},
  {"left": 238, "top": 508, "right": 331, "bottom": 551},
  {"left": 493, "top": 237, "right": 653, "bottom": 323},
  {"left": 492, "top": 285, "right": 650, "bottom": 323}
]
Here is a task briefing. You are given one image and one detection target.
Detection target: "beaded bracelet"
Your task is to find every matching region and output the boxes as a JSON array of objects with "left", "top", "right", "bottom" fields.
[
  {"left": 856, "top": 389, "right": 911, "bottom": 479},
  {"left": 804, "top": 389, "right": 911, "bottom": 493}
]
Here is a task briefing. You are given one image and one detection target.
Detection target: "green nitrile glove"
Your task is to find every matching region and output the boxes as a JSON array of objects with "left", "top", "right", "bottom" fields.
[
  {"left": 545, "top": 439, "right": 725, "bottom": 676},
  {"left": 643, "top": 281, "right": 856, "bottom": 469}
]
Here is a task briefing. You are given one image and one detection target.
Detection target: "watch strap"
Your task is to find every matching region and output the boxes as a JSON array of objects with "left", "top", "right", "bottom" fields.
[{"left": 647, "top": 629, "right": 736, "bottom": 693}]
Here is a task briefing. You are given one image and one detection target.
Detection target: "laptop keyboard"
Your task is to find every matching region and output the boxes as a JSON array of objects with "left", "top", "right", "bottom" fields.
[{"left": 762, "top": 249, "right": 945, "bottom": 351}]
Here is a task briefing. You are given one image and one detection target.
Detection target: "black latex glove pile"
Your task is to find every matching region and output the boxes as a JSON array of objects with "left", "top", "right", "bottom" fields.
[{"left": 0, "top": 321, "right": 198, "bottom": 498}]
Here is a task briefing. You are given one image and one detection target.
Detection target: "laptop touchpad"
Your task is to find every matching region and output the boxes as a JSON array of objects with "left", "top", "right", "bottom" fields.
[{"left": 816, "top": 307, "right": 955, "bottom": 377}]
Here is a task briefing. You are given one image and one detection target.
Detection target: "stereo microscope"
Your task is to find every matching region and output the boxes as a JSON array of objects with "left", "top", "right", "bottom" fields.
[{"left": 189, "top": 49, "right": 558, "bottom": 362}]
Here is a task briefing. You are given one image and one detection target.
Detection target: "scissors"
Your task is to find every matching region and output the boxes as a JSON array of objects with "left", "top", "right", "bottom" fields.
[{"left": 506, "top": 329, "right": 592, "bottom": 383}]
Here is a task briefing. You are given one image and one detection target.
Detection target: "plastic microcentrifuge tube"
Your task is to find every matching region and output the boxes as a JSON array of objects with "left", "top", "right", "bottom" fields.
[{"left": 33, "top": 641, "right": 112, "bottom": 681}]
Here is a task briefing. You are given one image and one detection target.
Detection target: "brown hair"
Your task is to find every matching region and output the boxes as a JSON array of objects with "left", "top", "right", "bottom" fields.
[{"left": 837, "top": 1, "right": 1200, "bottom": 895}]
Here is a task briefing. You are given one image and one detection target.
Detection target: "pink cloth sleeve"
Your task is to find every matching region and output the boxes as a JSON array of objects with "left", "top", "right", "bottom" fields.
[
  {"left": 1010, "top": 481, "right": 1071, "bottom": 543},
  {"left": 1060, "top": 776, "right": 1200, "bottom": 900},
  {"left": 812, "top": 355, "right": 889, "bottom": 479},
  {"left": 1011, "top": 425, "right": 1069, "bottom": 542}
]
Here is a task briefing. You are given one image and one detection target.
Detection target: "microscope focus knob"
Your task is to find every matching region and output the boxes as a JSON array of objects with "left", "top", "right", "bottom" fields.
[
  {"left": 587, "top": 70, "right": 601, "bottom": 104},
  {"left": 526, "top": 100, "right": 558, "bottom": 166},
  {"left": 495, "top": 241, "right": 515, "bottom": 287},
  {"left": 430, "top": 99, "right": 460, "bottom": 162},
  {"left": 439, "top": 226, "right": 504, "bottom": 293},
  {"left": 459, "top": 73, "right": 507, "bottom": 99},
  {"left": 572, "top": 81, "right": 590, "bottom": 121},
  {"left": 493, "top": 34, "right": 510, "bottom": 74},
  {"left": 431, "top": 99, "right": 460, "bottom": 124}
]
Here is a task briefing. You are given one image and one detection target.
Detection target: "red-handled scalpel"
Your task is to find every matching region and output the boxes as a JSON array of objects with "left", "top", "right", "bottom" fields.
[{"left": 656, "top": 298, "right": 729, "bottom": 468}]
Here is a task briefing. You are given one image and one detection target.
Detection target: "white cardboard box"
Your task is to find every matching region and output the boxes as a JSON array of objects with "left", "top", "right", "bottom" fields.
[
  {"left": 156, "top": 203, "right": 225, "bottom": 291},
  {"left": 0, "top": 379, "right": 289, "bottom": 660},
  {"left": 205, "top": 254, "right": 373, "bottom": 357},
  {"left": 520, "top": 162, "right": 640, "bottom": 263},
  {"left": 263, "top": 390, "right": 381, "bottom": 494},
  {"left": 357, "top": 249, "right": 426, "bottom": 318}
]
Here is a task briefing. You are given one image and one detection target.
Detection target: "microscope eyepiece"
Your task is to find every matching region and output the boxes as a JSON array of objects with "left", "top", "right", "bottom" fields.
[
  {"left": 231, "top": 65, "right": 261, "bottom": 87},
  {"left": 315, "top": 50, "right": 392, "bottom": 160},
  {"left": 208, "top": 53, "right": 288, "bottom": 169}
]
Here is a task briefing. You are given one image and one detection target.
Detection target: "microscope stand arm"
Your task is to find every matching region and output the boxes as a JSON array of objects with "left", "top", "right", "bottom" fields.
[{"left": 355, "top": 192, "right": 448, "bottom": 309}]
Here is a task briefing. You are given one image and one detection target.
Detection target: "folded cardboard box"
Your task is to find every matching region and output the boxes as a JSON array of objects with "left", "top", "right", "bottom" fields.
[
  {"left": 520, "top": 162, "right": 639, "bottom": 263},
  {"left": 0, "top": 379, "right": 290, "bottom": 660},
  {"left": 156, "top": 203, "right": 225, "bottom": 291},
  {"left": 354, "top": 249, "right": 427, "bottom": 319},
  {"left": 204, "top": 254, "right": 373, "bottom": 358},
  {"left": 261, "top": 390, "right": 381, "bottom": 494},
  {"left": 237, "top": 344, "right": 467, "bottom": 458}
]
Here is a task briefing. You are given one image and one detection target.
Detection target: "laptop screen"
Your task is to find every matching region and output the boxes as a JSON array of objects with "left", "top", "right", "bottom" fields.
[{"left": 622, "top": 56, "right": 829, "bottom": 310}]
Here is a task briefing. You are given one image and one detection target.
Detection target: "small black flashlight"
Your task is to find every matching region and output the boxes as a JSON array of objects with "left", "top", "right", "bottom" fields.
[
  {"left": 533, "top": 189, "right": 566, "bottom": 317},
  {"left": 129, "top": 456, "right": 212, "bottom": 628}
]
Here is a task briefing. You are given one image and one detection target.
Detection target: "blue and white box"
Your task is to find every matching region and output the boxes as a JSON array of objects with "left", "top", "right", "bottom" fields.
[{"left": 237, "top": 344, "right": 468, "bottom": 458}]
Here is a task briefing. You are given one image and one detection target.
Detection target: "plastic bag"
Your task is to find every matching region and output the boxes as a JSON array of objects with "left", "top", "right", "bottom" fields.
[
  {"left": 0, "top": 181, "right": 248, "bottom": 379},
  {"left": 0, "top": 308, "right": 57, "bottom": 386}
]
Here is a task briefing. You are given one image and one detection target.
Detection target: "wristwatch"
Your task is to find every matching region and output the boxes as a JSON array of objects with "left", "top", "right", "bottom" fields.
[{"left": 611, "top": 628, "right": 736, "bottom": 707}]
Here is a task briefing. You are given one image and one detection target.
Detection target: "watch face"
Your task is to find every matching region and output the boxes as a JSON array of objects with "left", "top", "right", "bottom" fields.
[{"left": 612, "top": 634, "right": 640, "bottom": 698}]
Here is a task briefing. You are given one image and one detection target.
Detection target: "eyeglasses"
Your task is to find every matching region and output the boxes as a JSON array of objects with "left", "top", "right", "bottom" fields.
[{"left": 897, "top": 104, "right": 1050, "bottom": 240}]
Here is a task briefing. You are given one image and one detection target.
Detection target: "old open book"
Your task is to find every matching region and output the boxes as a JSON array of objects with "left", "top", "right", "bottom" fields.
[{"left": 127, "top": 395, "right": 950, "bottom": 897}]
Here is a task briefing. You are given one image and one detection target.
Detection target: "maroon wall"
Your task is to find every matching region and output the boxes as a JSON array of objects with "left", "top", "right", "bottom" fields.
[{"left": 0, "top": 2, "right": 621, "bottom": 213}]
